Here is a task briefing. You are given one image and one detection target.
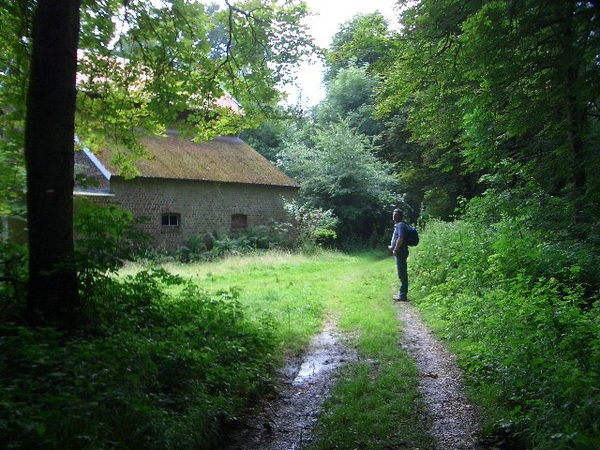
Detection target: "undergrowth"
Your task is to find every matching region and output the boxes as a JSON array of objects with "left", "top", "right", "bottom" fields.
[
  {"left": 411, "top": 197, "right": 600, "bottom": 449},
  {"left": 0, "top": 270, "right": 277, "bottom": 449}
]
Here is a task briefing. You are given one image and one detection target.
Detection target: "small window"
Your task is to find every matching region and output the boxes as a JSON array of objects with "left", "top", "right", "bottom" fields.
[
  {"left": 231, "top": 213, "right": 248, "bottom": 229},
  {"left": 161, "top": 213, "right": 180, "bottom": 227}
]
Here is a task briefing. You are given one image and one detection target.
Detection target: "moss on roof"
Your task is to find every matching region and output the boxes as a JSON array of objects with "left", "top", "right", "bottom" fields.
[{"left": 94, "top": 134, "right": 299, "bottom": 188}]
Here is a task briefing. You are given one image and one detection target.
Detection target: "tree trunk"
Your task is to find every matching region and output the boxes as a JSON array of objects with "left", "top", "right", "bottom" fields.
[
  {"left": 24, "top": 0, "right": 82, "bottom": 327},
  {"left": 562, "top": 1, "right": 587, "bottom": 220}
]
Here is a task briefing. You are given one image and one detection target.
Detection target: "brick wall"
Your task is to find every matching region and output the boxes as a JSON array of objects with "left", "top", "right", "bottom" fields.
[{"left": 109, "top": 177, "right": 297, "bottom": 249}]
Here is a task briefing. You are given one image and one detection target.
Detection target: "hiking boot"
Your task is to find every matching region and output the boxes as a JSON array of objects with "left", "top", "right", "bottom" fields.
[{"left": 393, "top": 294, "right": 408, "bottom": 301}]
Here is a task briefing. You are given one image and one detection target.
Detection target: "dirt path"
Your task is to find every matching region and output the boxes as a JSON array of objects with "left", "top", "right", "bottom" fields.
[
  {"left": 225, "top": 303, "right": 487, "bottom": 450},
  {"left": 224, "top": 321, "right": 357, "bottom": 449},
  {"left": 397, "top": 302, "right": 488, "bottom": 449}
]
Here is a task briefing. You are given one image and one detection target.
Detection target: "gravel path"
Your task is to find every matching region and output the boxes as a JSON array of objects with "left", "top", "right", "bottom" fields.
[
  {"left": 396, "top": 301, "right": 488, "bottom": 449},
  {"left": 225, "top": 303, "right": 488, "bottom": 449}
]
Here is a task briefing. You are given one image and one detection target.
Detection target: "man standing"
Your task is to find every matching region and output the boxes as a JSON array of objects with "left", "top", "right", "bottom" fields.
[{"left": 389, "top": 208, "right": 409, "bottom": 301}]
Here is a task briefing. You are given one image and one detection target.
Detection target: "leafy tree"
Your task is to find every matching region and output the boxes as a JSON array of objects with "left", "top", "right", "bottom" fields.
[
  {"left": 0, "top": 0, "right": 32, "bottom": 219},
  {"left": 320, "top": 11, "right": 469, "bottom": 220},
  {"left": 313, "top": 64, "right": 384, "bottom": 142},
  {"left": 277, "top": 120, "right": 400, "bottom": 242},
  {"left": 378, "top": 109, "right": 481, "bottom": 221},
  {"left": 378, "top": 0, "right": 600, "bottom": 226},
  {"left": 6, "top": 0, "right": 315, "bottom": 326},
  {"left": 239, "top": 111, "right": 299, "bottom": 163},
  {"left": 325, "top": 12, "right": 391, "bottom": 82},
  {"left": 284, "top": 199, "right": 339, "bottom": 248}
]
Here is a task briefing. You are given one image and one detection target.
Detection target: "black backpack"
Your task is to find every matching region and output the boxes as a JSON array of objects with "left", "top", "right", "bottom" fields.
[{"left": 404, "top": 223, "right": 420, "bottom": 247}]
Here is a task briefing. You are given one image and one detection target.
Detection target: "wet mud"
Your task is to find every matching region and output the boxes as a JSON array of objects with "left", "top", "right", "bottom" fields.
[{"left": 224, "top": 321, "right": 357, "bottom": 450}]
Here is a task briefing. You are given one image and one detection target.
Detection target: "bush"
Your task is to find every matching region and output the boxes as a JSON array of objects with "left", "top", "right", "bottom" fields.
[
  {"left": 0, "top": 241, "right": 27, "bottom": 320},
  {"left": 0, "top": 269, "right": 277, "bottom": 449},
  {"left": 167, "top": 222, "right": 295, "bottom": 264},
  {"left": 74, "top": 198, "right": 148, "bottom": 298},
  {"left": 284, "top": 200, "right": 338, "bottom": 249},
  {"left": 177, "top": 234, "right": 209, "bottom": 262},
  {"left": 412, "top": 210, "right": 600, "bottom": 448}
]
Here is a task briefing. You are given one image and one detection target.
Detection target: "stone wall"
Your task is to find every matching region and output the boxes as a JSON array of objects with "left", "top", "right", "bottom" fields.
[{"left": 109, "top": 177, "right": 297, "bottom": 249}]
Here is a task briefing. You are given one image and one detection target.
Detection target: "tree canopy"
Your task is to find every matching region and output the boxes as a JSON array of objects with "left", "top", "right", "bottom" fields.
[
  {"left": 377, "top": 0, "right": 600, "bottom": 223},
  {"left": 277, "top": 120, "right": 400, "bottom": 241},
  {"left": 1, "top": 0, "right": 315, "bottom": 325}
]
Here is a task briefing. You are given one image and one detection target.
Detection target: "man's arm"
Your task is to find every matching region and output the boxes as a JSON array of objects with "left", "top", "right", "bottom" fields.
[
  {"left": 392, "top": 222, "right": 405, "bottom": 253},
  {"left": 393, "top": 236, "right": 404, "bottom": 253}
]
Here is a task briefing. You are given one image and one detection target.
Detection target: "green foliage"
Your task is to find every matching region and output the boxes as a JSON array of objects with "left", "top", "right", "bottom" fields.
[
  {"left": 75, "top": 0, "right": 317, "bottom": 149},
  {"left": 412, "top": 199, "right": 600, "bottom": 448},
  {"left": 277, "top": 121, "right": 400, "bottom": 242},
  {"left": 314, "top": 64, "right": 384, "bottom": 141},
  {"left": 326, "top": 12, "right": 391, "bottom": 81},
  {"left": 284, "top": 200, "right": 338, "bottom": 250},
  {"left": 176, "top": 222, "right": 294, "bottom": 263},
  {"left": 239, "top": 117, "right": 295, "bottom": 163},
  {"left": 0, "top": 269, "right": 277, "bottom": 449},
  {"left": 240, "top": 220, "right": 294, "bottom": 250},
  {"left": 377, "top": 0, "right": 600, "bottom": 217},
  {"left": 0, "top": 0, "right": 30, "bottom": 217},
  {"left": 73, "top": 199, "right": 148, "bottom": 298},
  {"left": 310, "top": 228, "right": 338, "bottom": 248},
  {"left": 0, "top": 241, "right": 28, "bottom": 320},
  {"left": 177, "top": 234, "right": 210, "bottom": 262}
]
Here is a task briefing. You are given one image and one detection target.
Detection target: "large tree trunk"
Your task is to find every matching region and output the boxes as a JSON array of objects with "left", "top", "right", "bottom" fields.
[{"left": 24, "top": 0, "right": 82, "bottom": 327}]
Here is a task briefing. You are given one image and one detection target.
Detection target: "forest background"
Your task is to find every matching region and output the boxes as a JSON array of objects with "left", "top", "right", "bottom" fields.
[{"left": 0, "top": 0, "right": 599, "bottom": 449}]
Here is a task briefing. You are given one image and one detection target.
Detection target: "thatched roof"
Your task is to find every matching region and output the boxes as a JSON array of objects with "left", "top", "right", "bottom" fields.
[{"left": 89, "top": 134, "right": 299, "bottom": 188}]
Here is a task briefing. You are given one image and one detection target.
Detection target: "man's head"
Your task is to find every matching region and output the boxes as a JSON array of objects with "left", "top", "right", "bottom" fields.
[{"left": 392, "top": 209, "right": 403, "bottom": 223}]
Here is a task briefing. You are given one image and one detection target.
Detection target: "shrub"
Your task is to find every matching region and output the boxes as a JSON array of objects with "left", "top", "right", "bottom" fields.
[
  {"left": 0, "top": 269, "right": 277, "bottom": 449},
  {"left": 177, "top": 234, "right": 209, "bottom": 262},
  {"left": 74, "top": 198, "right": 148, "bottom": 298},
  {"left": 412, "top": 209, "right": 600, "bottom": 448},
  {"left": 284, "top": 200, "right": 338, "bottom": 249},
  {"left": 0, "top": 241, "right": 27, "bottom": 320}
]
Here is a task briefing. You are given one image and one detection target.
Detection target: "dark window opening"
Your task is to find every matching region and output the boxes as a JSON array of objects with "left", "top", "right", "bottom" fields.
[
  {"left": 231, "top": 214, "right": 248, "bottom": 229},
  {"left": 161, "top": 213, "right": 180, "bottom": 227}
]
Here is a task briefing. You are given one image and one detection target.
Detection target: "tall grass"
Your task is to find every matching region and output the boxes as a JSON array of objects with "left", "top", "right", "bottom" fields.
[{"left": 124, "top": 249, "right": 356, "bottom": 356}]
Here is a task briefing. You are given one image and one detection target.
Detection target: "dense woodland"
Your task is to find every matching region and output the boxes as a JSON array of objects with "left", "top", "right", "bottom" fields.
[{"left": 1, "top": 0, "right": 599, "bottom": 448}]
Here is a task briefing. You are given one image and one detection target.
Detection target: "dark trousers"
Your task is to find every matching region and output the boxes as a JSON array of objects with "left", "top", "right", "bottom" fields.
[{"left": 395, "top": 248, "right": 409, "bottom": 297}]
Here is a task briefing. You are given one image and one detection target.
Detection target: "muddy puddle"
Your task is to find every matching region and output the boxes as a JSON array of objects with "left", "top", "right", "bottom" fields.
[{"left": 224, "top": 321, "right": 357, "bottom": 450}]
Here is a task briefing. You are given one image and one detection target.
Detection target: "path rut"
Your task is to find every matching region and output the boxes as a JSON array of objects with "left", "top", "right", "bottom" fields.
[
  {"left": 225, "top": 302, "right": 488, "bottom": 449},
  {"left": 397, "top": 302, "right": 488, "bottom": 449}
]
